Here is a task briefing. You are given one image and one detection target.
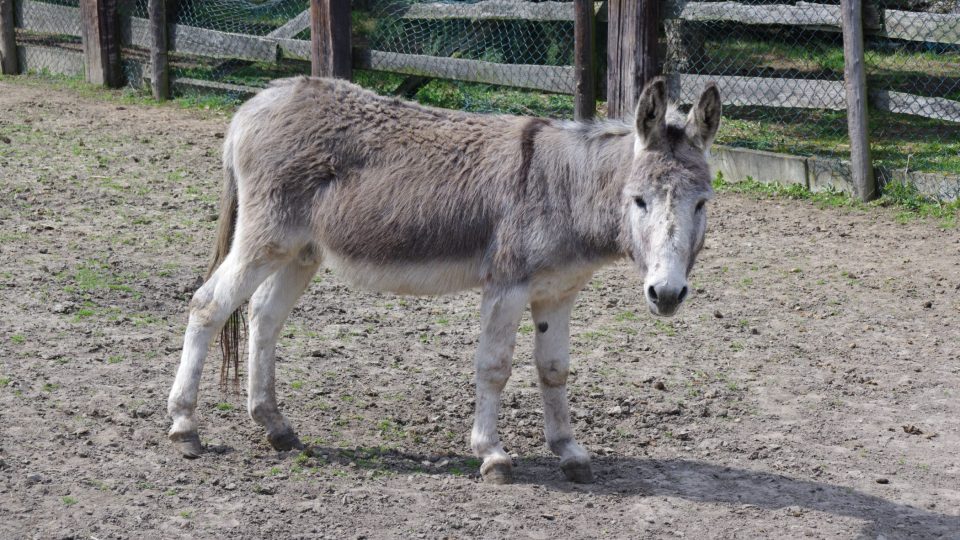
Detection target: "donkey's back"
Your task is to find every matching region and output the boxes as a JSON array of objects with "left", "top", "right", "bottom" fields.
[{"left": 224, "top": 77, "right": 546, "bottom": 294}]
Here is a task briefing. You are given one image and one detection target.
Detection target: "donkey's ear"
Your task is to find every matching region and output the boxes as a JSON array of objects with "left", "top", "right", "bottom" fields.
[
  {"left": 686, "top": 83, "right": 721, "bottom": 152},
  {"left": 634, "top": 77, "right": 668, "bottom": 149}
]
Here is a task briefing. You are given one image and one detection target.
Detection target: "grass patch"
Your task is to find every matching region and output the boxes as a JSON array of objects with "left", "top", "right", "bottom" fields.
[
  {"left": 61, "top": 496, "right": 78, "bottom": 506},
  {"left": 215, "top": 402, "right": 234, "bottom": 412},
  {"left": 10, "top": 334, "right": 24, "bottom": 344},
  {"left": 713, "top": 172, "right": 959, "bottom": 225}
]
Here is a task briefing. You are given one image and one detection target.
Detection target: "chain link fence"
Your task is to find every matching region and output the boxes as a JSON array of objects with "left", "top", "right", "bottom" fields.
[
  {"left": 11, "top": 0, "right": 84, "bottom": 77},
  {"left": 6, "top": 0, "right": 960, "bottom": 191},
  {"left": 354, "top": 0, "right": 576, "bottom": 117},
  {"left": 866, "top": 0, "right": 960, "bottom": 186},
  {"left": 662, "top": 0, "right": 959, "bottom": 185},
  {"left": 662, "top": 0, "right": 851, "bottom": 167}
]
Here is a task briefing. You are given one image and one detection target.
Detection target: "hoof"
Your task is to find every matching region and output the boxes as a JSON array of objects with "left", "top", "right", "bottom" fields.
[
  {"left": 480, "top": 460, "right": 513, "bottom": 485},
  {"left": 267, "top": 428, "right": 303, "bottom": 452},
  {"left": 171, "top": 431, "right": 202, "bottom": 459},
  {"left": 561, "top": 459, "right": 594, "bottom": 484}
]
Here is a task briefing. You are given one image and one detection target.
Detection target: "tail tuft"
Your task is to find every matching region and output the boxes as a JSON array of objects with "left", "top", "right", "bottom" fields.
[{"left": 209, "top": 156, "right": 243, "bottom": 392}]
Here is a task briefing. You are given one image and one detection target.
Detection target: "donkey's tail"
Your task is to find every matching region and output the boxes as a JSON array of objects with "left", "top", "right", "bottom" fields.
[{"left": 208, "top": 147, "right": 243, "bottom": 392}]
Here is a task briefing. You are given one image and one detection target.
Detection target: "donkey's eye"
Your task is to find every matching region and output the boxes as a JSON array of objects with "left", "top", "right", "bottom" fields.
[
  {"left": 634, "top": 197, "right": 647, "bottom": 210},
  {"left": 695, "top": 200, "right": 706, "bottom": 213}
]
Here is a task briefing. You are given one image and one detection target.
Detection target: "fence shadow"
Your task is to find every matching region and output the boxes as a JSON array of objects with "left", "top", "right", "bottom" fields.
[{"left": 294, "top": 446, "right": 957, "bottom": 539}]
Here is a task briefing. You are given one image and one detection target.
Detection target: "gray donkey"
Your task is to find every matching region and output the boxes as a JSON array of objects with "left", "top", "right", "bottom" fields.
[{"left": 167, "top": 76, "right": 721, "bottom": 484}]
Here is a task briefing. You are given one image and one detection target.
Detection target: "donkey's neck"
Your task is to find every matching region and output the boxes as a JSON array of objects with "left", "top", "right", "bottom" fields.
[{"left": 537, "top": 121, "right": 634, "bottom": 261}]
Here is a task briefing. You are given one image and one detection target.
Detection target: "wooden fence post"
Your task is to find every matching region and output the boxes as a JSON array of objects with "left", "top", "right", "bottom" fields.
[
  {"left": 0, "top": 0, "right": 18, "bottom": 75},
  {"left": 607, "top": 0, "right": 660, "bottom": 119},
  {"left": 841, "top": 0, "right": 876, "bottom": 201},
  {"left": 80, "top": 0, "right": 122, "bottom": 87},
  {"left": 148, "top": 0, "right": 168, "bottom": 100},
  {"left": 573, "top": 0, "right": 595, "bottom": 121},
  {"left": 310, "top": 0, "right": 350, "bottom": 79}
]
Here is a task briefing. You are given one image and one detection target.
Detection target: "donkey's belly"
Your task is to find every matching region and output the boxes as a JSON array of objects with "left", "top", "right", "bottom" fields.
[{"left": 322, "top": 251, "right": 483, "bottom": 295}]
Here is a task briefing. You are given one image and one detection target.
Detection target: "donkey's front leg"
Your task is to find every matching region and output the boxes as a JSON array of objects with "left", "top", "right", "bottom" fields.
[
  {"left": 531, "top": 294, "right": 593, "bottom": 483},
  {"left": 471, "top": 284, "right": 528, "bottom": 484}
]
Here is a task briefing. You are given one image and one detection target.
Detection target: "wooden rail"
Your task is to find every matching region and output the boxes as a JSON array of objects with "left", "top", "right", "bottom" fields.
[
  {"left": 393, "top": 0, "right": 960, "bottom": 45},
  {"left": 353, "top": 47, "right": 575, "bottom": 94},
  {"left": 669, "top": 74, "right": 847, "bottom": 109},
  {"left": 18, "top": 0, "right": 279, "bottom": 62}
]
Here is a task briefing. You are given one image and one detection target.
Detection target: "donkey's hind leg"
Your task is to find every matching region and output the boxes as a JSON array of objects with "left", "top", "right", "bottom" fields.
[
  {"left": 531, "top": 293, "right": 593, "bottom": 483},
  {"left": 246, "top": 247, "right": 320, "bottom": 451},
  {"left": 471, "top": 284, "right": 528, "bottom": 484},
  {"left": 167, "top": 248, "right": 292, "bottom": 458}
]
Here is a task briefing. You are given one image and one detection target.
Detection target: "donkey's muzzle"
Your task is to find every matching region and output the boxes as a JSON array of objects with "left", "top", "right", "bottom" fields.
[{"left": 646, "top": 283, "right": 688, "bottom": 316}]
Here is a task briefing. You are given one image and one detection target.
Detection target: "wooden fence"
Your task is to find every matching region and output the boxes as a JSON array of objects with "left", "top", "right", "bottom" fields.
[{"left": 3, "top": 0, "right": 960, "bottom": 199}]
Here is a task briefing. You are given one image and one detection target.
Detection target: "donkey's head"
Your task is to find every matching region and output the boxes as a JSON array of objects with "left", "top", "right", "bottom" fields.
[{"left": 623, "top": 78, "right": 721, "bottom": 317}]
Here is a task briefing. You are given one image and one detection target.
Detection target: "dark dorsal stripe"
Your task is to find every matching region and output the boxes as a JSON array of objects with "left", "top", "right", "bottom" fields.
[{"left": 518, "top": 118, "right": 551, "bottom": 196}]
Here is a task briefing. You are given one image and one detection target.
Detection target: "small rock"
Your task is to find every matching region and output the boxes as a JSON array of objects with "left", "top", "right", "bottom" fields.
[
  {"left": 607, "top": 405, "right": 624, "bottom": 416},
  {"left": 902, "top": 425, "right": 923, "bottom": 435},
  {"left": 653, "top": 381, "right": 666, "bottom": 391},
  {"left": 923, "top": 301, "right": 933, "bottom": 309},
  {"left": 876, "top": 478, "right": 889, "bottom": 484},
  {"left": 713, "top": 310, "right": 723, "bottom": 319}
]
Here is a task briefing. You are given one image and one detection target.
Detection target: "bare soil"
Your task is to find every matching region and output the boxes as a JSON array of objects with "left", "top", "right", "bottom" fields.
[{"left": 1, "top": 80, "right": 959, "bottom": 540}]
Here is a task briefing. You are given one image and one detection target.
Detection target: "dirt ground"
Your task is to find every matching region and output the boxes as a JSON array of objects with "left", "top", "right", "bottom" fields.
[{"left": 0, "top": 79, "right": 958, "bottom": 540}]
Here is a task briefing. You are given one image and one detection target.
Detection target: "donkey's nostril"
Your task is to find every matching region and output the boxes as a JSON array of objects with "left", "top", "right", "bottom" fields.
[
  {"left": 678, "top": 286, "right": 688, "bottom": 303},
  {"left": 647, "top": 285, "right": 659, "bottom": 304}
]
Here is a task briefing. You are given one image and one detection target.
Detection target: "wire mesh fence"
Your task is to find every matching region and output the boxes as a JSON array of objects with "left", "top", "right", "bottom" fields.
[
  {"left": 355, "top": 0, "right": 577, "bottom": 117},
  {"left": 5, "top": 0, "right": 960, "bottom": 190},
  {"left": 865, "top": 0, "right": 960, "bottom": 186},
  {"left": 12, "top": 0, "right": 84, "bottom": 77},
  {"left": 662, "top": 0, "right": 851, "bottom": 164}
]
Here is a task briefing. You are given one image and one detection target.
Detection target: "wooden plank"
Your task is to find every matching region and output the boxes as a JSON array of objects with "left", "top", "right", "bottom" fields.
[
  {"left": 871, "top": 90, "right": 960, "bottom": 123},
  {"left": 883, "top": 9, "right": 960, "bottom": 45},
  {"left": 841, "top": 0, "right": 876, "bottom": 201},
  {"left": 607, "top": 0, "right": 659, "bottom": 119},
  {"left": 80, "top": 0, "right": 122, "bottom": 87},
  {"left": 668, "top": 73, "right": 847, "bottom": 109},
  {"left": 148, "top": 0, "right": 168, "bottom": 100},
  {"left": 16, "top": 43, "right": 84, "bottom": 76},
  {"left": 126, "top": 16, "right": 279, "bottom": 62},
  {"left": 573, "top": 0, "right": 595, "bottom": 120},
  {"left": 18, "top": 1, "right": 278, "bottom": 63},
  {"left": 267, "top": 8, "right": 310, "bottom": 39},
  {"left": 17, "top": 0, "right": 83, "bottom": 36},
  {"left": 671, "top": 1, "right": 841, "bottom": 27},
  {"left": 277, "top": 37, "right": 310, "bottom": 60},
  {"left": 1, "top": 0, "right": 18, "bottom": 74},
  {"left": 169, "top": 76, "right": 260, "bottom": 96},
  {"left": 354, "top": 48, "right": 575, "bottom": 94},
  {"left": 402, "top": 0, "right": 579, "bottom": 21},
  {"left": 311, "top": 0, "right": 351, "bottom": 78}
]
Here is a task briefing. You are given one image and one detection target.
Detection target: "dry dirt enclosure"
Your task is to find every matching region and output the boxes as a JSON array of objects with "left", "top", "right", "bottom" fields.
[{"left": 0, "top": 79, "right": 959, "bottom": 540}]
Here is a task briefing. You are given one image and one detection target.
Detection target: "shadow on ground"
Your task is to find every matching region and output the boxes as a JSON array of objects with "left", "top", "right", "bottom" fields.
[{"left": 278, "top": 445, "right": 957, "bottom": 539}]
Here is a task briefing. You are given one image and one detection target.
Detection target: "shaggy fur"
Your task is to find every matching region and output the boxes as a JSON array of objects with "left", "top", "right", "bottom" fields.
[{"left": 167, "top": 75, "right": 722, "bottom": 481}]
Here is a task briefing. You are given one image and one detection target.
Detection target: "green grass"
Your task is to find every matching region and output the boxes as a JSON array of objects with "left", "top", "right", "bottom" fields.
[
  {"left": 713, "top": 172, "right": 960, "bottom": 227},
  {"left": 62, "top": 496, "right": 78, "bottom": 506},
  {"left": 215, "top": 402, "right": 235, "bottom": 412},
  {"left": 10, "top": 334, "right": 24, "bottom": 344}
]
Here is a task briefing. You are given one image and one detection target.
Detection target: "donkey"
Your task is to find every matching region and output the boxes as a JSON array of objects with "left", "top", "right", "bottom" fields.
[{"left": 167, "top": 75, "right": 720, "bottom": 484}]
